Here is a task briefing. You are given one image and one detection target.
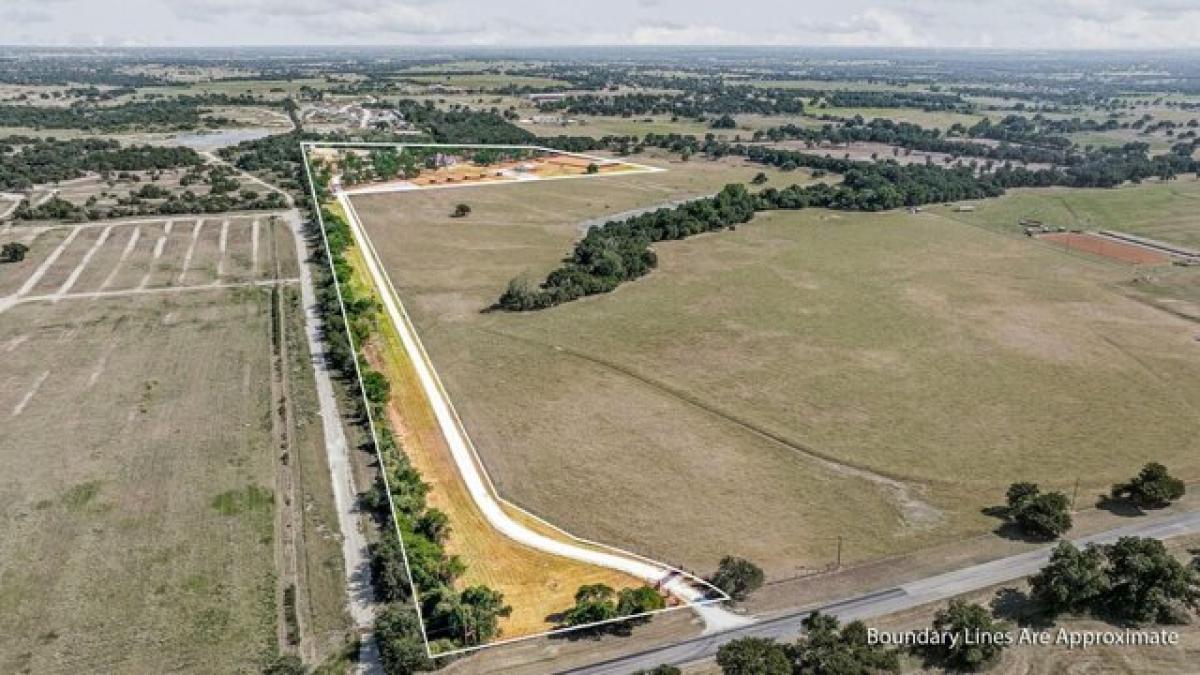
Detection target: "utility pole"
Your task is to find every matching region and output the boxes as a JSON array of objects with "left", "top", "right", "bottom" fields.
[
  {"left": 835, "top": 536, "right": 843, "bottom": 569},
  {"left": 1071, "top": 477, "right": 1080, "bottom": 511}
]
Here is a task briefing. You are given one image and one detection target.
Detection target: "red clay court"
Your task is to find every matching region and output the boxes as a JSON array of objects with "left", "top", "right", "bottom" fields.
[{"left": 1038, "top": 232, "right": 1170, "bottom": 265}]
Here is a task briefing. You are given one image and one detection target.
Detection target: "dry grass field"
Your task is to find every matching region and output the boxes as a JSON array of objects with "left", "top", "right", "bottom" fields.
[
  {"left": 351, "top": 166, "right": 1200, "bottom": 582},
  {"left": 351, "top": 251, "right": 643, "bottom": 642},
  {"left": 0, "top": 213, "right": 348, "bottom": 672}
]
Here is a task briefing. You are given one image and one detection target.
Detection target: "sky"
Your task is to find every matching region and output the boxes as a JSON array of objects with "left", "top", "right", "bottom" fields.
[{"left": 5, "top": 0, "right": 1200, "bottom": 50}]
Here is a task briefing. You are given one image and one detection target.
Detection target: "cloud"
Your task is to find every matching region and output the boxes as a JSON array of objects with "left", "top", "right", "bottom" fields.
[
  {"left": 10, "top": 0, "right": 1200, "bottom": 48},
  {"left": 6, "top": 8, "right": 55, "bottom": 23},
  {"left": 793, "top": 8, "right": 929, "bottom": 47},
  {"left": 170, "top": 0, "right": 477, "bottom": 37}
]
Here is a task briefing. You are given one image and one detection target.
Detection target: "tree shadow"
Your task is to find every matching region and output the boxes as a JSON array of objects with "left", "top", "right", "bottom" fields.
[
  {"left": 542, "top": 614, "right": 640, "bottom": 642},
  {"left": 986, "top": 518, "right": 1056, "bottom": 544},
  {"left": 1095, "top": 494, "right": 1145, "bottom": 517},
  {"left": 990, "top": 587, "right": 1054, "bottom": 629}
]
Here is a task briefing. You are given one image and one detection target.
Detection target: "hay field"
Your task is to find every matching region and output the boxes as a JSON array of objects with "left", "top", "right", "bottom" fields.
[{"left": 352, "top": 169, "right": 1200, "bottom": 580}]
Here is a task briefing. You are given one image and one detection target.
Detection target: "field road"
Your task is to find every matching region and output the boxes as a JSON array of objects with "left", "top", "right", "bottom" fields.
[
  {"left": 572, "top": 192, "right": 717, "bottom": 233},
  {"left": 283, "top": 207, "right": 376, "bottom": 631},
  {"left": 215, "top": 152, "right": 382, "bottom": 671},
  {"left": 335, "top": 188, "right": 748, "bottom": 634},
  {"left": 563, "top": 509, "right": 1200, "bottom": 674}
]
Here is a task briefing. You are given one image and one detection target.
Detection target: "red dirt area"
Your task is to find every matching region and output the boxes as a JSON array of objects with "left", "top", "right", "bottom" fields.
[{"left": 1038, "top": 232, "right": 1170, "bottom": 265}]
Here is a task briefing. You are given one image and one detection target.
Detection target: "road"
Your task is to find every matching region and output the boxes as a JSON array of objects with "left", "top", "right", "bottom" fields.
[
  {"left": 333, "top": 187, "right": 748, "bottom": 635},
  {"left": 220, "top": 152, "right": 382, "bottom": 671},
  {"left": 564, "top": 509, "right": 1200, "bottom": 674}
]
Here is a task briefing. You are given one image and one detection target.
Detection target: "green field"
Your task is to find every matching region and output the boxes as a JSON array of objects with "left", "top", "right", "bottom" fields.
[
  {"left": 934, "top": 179, "right": 1200, "bottom": 249},
  {"left": 351, "top": 162, "right": 1200, "bottom": 578}
]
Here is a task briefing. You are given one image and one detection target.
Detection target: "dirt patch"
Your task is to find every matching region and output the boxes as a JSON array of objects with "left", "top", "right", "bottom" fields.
[{"left": 1038, "top": 232, "right": 1170, "bottom": 265}]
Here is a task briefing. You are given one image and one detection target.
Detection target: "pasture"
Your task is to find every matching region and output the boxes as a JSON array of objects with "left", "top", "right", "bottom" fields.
[
  {"left": 352, "top": 171, "right": 1200, "bottom": 579},
  {"left": 0, "top": 213, "right": 349, "bottom": 671},
  {"left": 934, "top": 179, "right": 1200, "bottom": 249}
]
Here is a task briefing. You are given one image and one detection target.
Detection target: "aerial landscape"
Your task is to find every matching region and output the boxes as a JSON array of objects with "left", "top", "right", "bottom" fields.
[{"left": 3, "top": 2, "right": 1200, "bottom": 674}]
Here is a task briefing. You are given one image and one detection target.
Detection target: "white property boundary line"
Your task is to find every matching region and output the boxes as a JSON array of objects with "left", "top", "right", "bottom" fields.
[
  {"left": 316, "top": 141, "right": 665, "bottom": 198},
  {"left": 301, "top": 142, "right": 734, "bottom": 660}
]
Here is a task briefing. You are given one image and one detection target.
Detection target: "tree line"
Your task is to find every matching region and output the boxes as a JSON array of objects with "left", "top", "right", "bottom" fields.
[
  {"left": 309, "top": 175, "right": 510, "bottom": 672},
  {"left": 0, "top": 135, "right": 203, "bottom": 191},
  {"left": 498, "top": 137, "right": 1196, "bottom": 311},
  {"left": 0, "top": 100, "right": 228, "bottom": 132}
]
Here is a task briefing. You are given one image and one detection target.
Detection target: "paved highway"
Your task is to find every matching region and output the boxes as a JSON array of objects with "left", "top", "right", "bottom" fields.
[{"left": 564, "top": 510, "right": 1200, "bottom": 674}]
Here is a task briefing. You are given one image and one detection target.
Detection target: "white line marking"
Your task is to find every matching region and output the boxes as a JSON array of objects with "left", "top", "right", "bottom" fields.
[
  {"left": 1, "top": 210, "right": 291, "bottom": 236},
  {"left": 11, "top": 278, "right": 296, "bottom": 307},
  {"left": 12, "top": 370, "right": 49, "bottom": 417},
  {"left": 4, "top": 334, "right": 28, "bottom": 352},
  {"left": 335, "top": 181, "right": 742, "bottom": 655},
  {"left": 250, "top": 219, "right": 260, "bottom": 275},
  {"left": 177, "top": 219, "right": 203, "bottom": 284},
  {"left": 214, "top": 218, "right": 230, "bottom": 280},
  {"left": 99, "top": 226, "right": 140, "bottom": 291},
  {"left": 13, "top": 227, "right": 81, "bottom": 297},
  {"left": 138, "top": 220, "right": 173, "bottom": 289},
  {"left": 87, "top": 345, "right": 115, "bottom": 388},
  {"left": 303, "top": 143, "right": 737, "bottom": 657},
  {"left": 55, "top": 224, "right": 112, "bottom": 298}
]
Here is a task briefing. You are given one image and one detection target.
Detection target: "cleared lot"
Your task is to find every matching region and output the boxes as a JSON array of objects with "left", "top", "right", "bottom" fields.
[
  {"left": 0, "top": 212, "right": 346, "bottom": 672},
  {"left": 353, "top": 172, "right": 1200, "bottom": 579},
  {"left": 0, "top": 289, "right": 279, "bottom": 674}
]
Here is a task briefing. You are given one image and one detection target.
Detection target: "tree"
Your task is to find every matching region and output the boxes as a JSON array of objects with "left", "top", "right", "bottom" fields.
[
  {"left": 262, "top": 655, "right": 308, "bottom": 675},
  {"left": 716, "top": 637, "right": 791, "bottom": 675},
  {"left": 926, "top": 600, "right": 1007, "bottom": 672},
  {"left": 0, "top": 241, "right": 28, "bottom": 263},
  {"left": 1013, "top": 491, "right": 1072, "bottom": 540},
  {"left": 633, "top": 666, "right": 680, "bottom": 675},
  {"left": 497, "top": 274, "right": 544, "bottom": 311},
  {"left": 416, "top": 508, "right": 451, "bottom": 545},
  {"left": 452, "top": 203, "right": 471, "bottom": 218},
  {"left": 455, "top": 585, "right": 512, "bottom": 645},
  {"left": 1111, "top": 463, "right": 1186, "bottom": 509},
  {"left": 563, "top": 583, "right": 619, "bottom": 626},
  {"left": 751, "top": 171, "right": 769, "bottom": 185},
  {"left": 1004, "top": 482, "right": 1072, "bottom": 539},
  {"left": 376, "top": 604, "right": 433, "bottom": 674},
  {"left": 711, "top": 114, "right": 738, "bottom": 129},
  {"left": 361, "top": 370, "right": 391, "bottom": 408},
  {"left": 708, "top": 556, "right": 765, "bottom": 602},
  {"left": 1029, "top": 541, "right": 1108, "bottom": 616},
  {"left": 793, "top": 612, "right": 900, "bottom": 674},
  {"left": 1102, "top": 536, "right": 1200, "bottom": 625},
  {"left": 617, "top": 585, "right": 667, "bottom": 617},
  {"left": 1005, "top": 481, "right": 1039, "bottom": 508},
  {"left": 369, "top": 530, "right": 412, "bottom": 603}
]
